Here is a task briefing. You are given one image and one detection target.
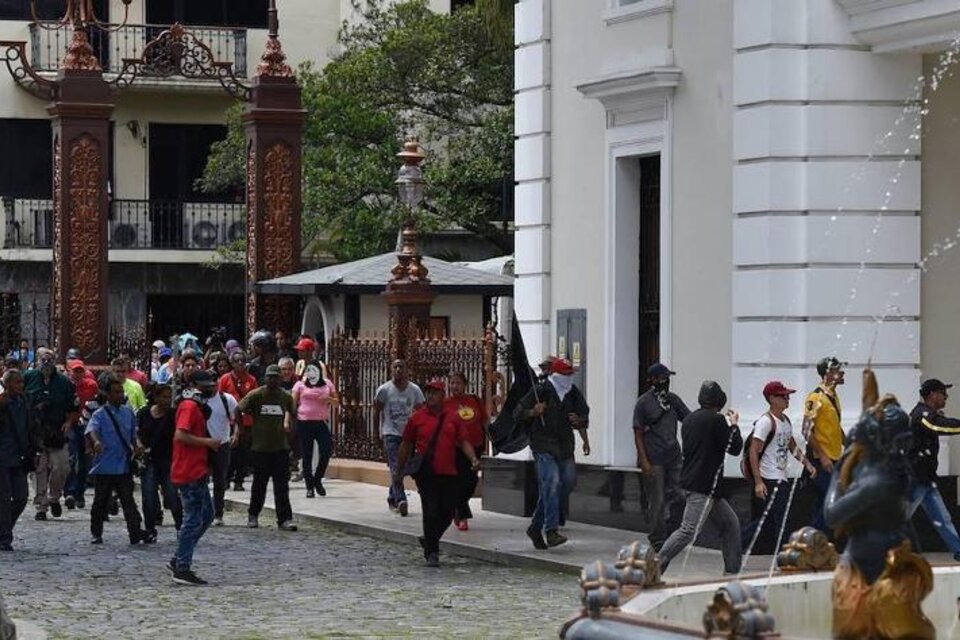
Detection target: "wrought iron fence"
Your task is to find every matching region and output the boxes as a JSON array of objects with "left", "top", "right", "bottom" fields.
[
  {"left": 0, "top": 293, "right": 52, "bottom": 358},
  {"left": 29, "top": 23, "right": 247, "bottom": 76},
  {"left": 327, "top": 322, "right": 498, "bottom": 463},
  {"left": 0, "top": 197, "right": 246, "bottom": 250}
]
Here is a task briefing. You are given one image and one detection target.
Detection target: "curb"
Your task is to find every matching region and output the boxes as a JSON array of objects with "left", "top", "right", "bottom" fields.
[{"left": 222, "top": 497, "right": 581, "bottom": 575}]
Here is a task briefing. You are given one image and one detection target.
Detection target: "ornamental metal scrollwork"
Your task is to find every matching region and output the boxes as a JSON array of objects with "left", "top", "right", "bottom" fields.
[
  {"left": 0, "top": 41, "right": 57, "bottom": 100},
  {"left": 67, "top": 136, "right": 102, "bottom": 353},
  {"left": 113, "top": 23, "right": 250, "bottom": 100}
]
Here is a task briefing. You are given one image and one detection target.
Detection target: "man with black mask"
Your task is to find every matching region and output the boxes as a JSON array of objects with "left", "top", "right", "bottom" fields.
[
  {"left": 632, "top": 363, "right": 690, "bottom": 550},
  {"left": 168, "top": 371, "right": 221, "bottom": 585},
  {"left": 24, "top": 348, "right": 77, "bottom": 521}
]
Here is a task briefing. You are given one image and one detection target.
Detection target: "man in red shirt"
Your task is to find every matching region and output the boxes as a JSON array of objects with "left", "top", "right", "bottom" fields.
[
  {"left": 218, "top": 350, "right": 257, "bottom": 491},
  {"left": 444, "top": 372, "right": 487, "bottom": 531},
  {"left": 64, "top": 360, "right": 98, "bottom": 510},
  {"left": 395, "top": 379, "right": 480, "bottom": 567},
  {"left": 169, "top": 371, "right": 221, "bottom": 586}
]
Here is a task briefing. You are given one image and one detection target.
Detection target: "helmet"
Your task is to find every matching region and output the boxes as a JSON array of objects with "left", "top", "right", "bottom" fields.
[
  {"left": 65, "top": 348, "right": 81, "bottom": 360},
  {"left": 816, "top": 357, "right": 845, "bottom": 378},
  {"left": 249, "top": 330, "right": 276, "bottom": 352}
]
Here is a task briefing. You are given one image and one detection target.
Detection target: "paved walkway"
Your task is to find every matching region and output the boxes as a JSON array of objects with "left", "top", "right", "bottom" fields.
[{"left": 226, "top": 477, "right": 780, "bottom": 581}]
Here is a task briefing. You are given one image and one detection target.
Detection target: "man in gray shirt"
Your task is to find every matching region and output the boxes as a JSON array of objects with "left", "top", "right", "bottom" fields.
[
  {"left": 374, "top": 360, "right": 424, "bottom": 516},
  {"left": 633, "top": 363, "right": 690, "bottom": 550}
]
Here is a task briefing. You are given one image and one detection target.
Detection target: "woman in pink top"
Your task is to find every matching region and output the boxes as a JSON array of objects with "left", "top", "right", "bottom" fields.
[{"left": 292, "top": 362, "right": 339, "bottom": 498}]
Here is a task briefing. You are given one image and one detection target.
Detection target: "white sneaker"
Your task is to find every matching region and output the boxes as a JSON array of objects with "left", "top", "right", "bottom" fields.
[{"left": 213, "top": 518, "right": 224, "bottom": 527}]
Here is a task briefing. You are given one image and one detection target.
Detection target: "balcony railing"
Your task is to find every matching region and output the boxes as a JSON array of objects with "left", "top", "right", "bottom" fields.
[
  {"left": 29, "top": 23, "right": 247, "bottom": 77},
  {"left": 1, "top": 198, "right": 247, "bottom": 250}
]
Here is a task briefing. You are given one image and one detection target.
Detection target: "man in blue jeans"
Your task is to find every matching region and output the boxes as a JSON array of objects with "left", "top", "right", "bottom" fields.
[
  {"left": 514, "top": 358, "right": 590, "bottom": 549},
  {"left": 169, "top": 372, "right": 221, "bottom": 585},
  {"left": 907, "top": 378, "right": 960, "bottom": 560},
  {"left": 374, "top": 360, "right": 424, "bottom": 517}
]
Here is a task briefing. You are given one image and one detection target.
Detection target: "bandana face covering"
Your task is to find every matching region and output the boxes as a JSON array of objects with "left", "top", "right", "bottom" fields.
[{"left": 549, "top": 373, "right": 574, "bottom": 401}]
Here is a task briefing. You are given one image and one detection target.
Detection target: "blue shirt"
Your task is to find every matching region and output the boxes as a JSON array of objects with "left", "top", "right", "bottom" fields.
[{"left": 85, "top": 404, "right": 137, "bottom": 475}]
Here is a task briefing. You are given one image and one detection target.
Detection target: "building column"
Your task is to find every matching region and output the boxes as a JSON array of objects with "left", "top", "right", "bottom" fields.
[
  {"left": 243, "top": 26, "right": 306, "bottom": 339},
  {"left": 49, "top": 31, "right": 113, "bottom": 364},
  {"left": 514, "top": 0, "right": 552, "bottom": 365},
  {"left": 731, "top": 0, "right": 922, "bottom": 419}
]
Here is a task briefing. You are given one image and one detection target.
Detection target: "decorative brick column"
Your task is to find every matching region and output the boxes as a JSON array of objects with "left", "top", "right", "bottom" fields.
[
  {"left": 49, "top": 30, "right": 113, "bottom": 363},
  {"left": 243, "top": 10, "right": 306, "bottom": 339}
]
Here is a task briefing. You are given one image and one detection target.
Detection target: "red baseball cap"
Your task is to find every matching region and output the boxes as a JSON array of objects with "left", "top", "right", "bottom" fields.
[
  {"left": 295, "top": 337, "right": 316, "bottom": 352},
  {"left": 67, "top": 359, "right": 85, "bottom": 370},
  {"left": 424, "top": 378, "right": 446, "bottom": 393},
  {"left": 550, "top": 358, "right": 576, "bottom": 376},
  {"left": 763, "top": 380, "right": 796, "bottom": 398}
]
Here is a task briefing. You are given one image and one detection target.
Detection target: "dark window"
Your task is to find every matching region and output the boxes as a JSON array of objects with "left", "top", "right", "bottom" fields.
[
  {"left": 149, "top": 123, "right": 231, "bottom": 202},
  {"left": 344, "top": 295, "right": 360, "bottom": 336},
  {"left": 638, "top": 155, "right": 660, "bottom": 392},
  {"left": 0, "top": 119, "right": 52, "bottom": 199},
  {"left": 147, "top": 294, "right": 244, "bottom": 346},
  {"left": 147, "top": 0, "right": 267, "bottom": 28},
  {"left": 0, "top": 0, "right": 106, "bottom": 20}
]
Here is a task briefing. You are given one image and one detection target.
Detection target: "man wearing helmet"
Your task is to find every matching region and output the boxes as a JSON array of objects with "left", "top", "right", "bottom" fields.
[
  {"left": 247, "top": 330, "right": 279, "bottom": 384},
  {"left": 803, "top": 356, "right": 845, "bottom": 535}
]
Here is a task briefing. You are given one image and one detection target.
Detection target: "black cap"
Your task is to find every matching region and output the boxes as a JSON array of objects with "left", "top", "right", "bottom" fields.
[
  {"left": 816, "top": 357, "right": 846, "bottom": 377},
  {"left": 920, "top": 379, "right": 952, "bottom": 397},
  {"left": 192, "top": 370, "right": 215, "bottom": 386},
  {"left": 647, "top": 363, "right": 676, "bottom": 378}
]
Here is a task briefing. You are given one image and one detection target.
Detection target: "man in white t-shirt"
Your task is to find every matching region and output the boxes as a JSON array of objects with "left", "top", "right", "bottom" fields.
[
  {"left": 204, "top": 381, "right": 239, "bottom": 527},
  {"left": 740, "top": 380, "right": 816, "bottom": 554}
]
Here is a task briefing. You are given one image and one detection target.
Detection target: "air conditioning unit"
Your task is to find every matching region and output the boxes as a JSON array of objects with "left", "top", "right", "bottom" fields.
[
  {"left": 184, "top": 202, "right": 225, "bottom": 249},
  {"left": 223, "top": 216, "right": 246, "bottom": 245},
  {"left": 12, "top": 199, "right": 53, "bottom": 247},
  {"left": 109, "top": 204, "right": 152, "bottom": 249}
]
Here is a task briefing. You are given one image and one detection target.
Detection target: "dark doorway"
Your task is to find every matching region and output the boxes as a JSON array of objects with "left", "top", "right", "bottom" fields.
[
  {"left": 148, "top": 123, "right": 229, "bottom": 248},
  {"left": 147, "top": 294, "right": 244, "bottom": 345},
  {"left": 638, "top": 155, "right": 660, "bottom": 392},
  {"left": 0, "top": 119, "right": 51, "bottom": 198}
]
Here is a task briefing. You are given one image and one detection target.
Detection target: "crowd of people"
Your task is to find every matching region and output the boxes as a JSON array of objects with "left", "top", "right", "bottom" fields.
[
  {"left": 5, "top": 326, "right": 958, "bottom": 580},
  {"left": 629, "top": 356, "right": 960, "bottom": 574},
  {"left": 0, "top": 330, "right": 345, "bottom": 585}
]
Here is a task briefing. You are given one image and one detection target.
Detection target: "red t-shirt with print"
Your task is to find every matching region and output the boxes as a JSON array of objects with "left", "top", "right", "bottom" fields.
[
  {"left": 402, "top": 407, "right": 467, "bottom": 476},
  {"left": 218, "top": 371, "right": 258, "bottom": 427},
  {"left": 171, "top": 400, "right": 208, "bottom": 485},
  {"left": 443, "top": 394, "right": 486, "bottom": 450}
]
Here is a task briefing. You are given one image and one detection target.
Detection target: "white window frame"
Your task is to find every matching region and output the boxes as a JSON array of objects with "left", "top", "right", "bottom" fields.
[{"left": 603, "top": 0, "right": 673, "bottom": 26}]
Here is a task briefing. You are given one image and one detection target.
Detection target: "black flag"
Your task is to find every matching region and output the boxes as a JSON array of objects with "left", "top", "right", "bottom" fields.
[{"left": 488, "top": 313, "right": 538, "bottom": 454}]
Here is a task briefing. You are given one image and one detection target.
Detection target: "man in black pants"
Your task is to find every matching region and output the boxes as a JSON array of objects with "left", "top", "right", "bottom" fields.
[
  {"left": 0, "top": 369, "right": 33, "bottom": 551},
  {"left": 85, "top": 374, "right": 147, "bottom": 545},
  {"left": 239, "top": 365, "right": 297, "bottom": 532},
  {"left": 395, "top": 379, "right": 480, "bottom": 567}
]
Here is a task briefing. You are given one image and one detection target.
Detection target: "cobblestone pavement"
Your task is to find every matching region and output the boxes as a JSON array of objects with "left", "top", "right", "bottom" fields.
[{"left": 1, "top": 504, "right": 580, "bottom": 639}]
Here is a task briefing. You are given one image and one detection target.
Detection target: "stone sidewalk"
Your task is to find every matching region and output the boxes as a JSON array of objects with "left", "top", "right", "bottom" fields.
[{"left": 224, "top": 477, "right": 781, "bottom": 581}]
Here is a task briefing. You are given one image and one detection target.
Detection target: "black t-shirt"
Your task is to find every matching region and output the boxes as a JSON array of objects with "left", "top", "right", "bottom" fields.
[
  {"left": 679, "top": 408, "right": 743, "bottom": 497},
  {"left": 633, "top": 390, "right": 690, "bottom": 465},
  {"left": 137, "top": 407, "right": 175, "bottom": 467}
]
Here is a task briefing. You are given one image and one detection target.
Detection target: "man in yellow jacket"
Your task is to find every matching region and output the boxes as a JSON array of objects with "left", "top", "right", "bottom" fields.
[{"left": 803, "top": 356, "right": 845, "bottom": 535}]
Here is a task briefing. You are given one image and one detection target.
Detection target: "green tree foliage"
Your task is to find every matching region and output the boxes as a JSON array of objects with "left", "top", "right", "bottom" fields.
[{"left": 199, "top": 0, "right": 514, "bottom": 262}]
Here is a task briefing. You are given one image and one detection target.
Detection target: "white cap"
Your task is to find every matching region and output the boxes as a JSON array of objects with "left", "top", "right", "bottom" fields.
[{"left": 152, "top": 340, "right": 166, "bottom": 349}]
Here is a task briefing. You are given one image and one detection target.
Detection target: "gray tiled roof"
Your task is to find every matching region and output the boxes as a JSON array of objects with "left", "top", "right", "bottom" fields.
[{"left": 256, "top": 252, "right": 514, "bottom": 296}]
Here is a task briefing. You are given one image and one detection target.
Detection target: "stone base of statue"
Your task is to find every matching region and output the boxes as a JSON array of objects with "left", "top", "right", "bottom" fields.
[{"left": 832, "top": 540, "right": 934, "bottom": 640}]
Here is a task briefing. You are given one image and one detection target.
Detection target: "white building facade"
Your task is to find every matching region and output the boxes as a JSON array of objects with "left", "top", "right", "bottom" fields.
[{"left": 514, "top": 0, "right": 960, "bottom": 478}]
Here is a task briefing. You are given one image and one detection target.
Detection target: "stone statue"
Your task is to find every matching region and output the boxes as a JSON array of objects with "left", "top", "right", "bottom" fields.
[{"left": 824, "top": 395, "right": 934, "bottom": 640}]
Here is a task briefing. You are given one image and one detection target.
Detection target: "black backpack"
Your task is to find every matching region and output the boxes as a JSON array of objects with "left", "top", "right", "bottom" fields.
[{"left": 740, "top": 412, "right": 789, "bottom": 481}]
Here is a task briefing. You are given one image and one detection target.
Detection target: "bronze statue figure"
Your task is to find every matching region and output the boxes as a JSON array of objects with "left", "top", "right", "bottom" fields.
[{"left": 824, "top": 395, "right": 934, "bottom": 640}]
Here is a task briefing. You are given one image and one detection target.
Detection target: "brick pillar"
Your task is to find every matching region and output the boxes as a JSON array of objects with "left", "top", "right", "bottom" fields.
[
  {"left": 243, "top": 25, "right": 305, "bottom": 339},
  {"left": 48, "top": 30, "right": 113, "bottom": 363}
]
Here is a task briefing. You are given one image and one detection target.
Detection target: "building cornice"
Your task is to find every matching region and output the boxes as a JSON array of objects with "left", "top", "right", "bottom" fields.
[
  {"left": 834, "top": 0, "right": 960, "bottom": 52},
  {"left": 602, "top": 0, "right": 673, "bottom": 26},
  {"left": 576, "top": 66, "right": 680, "bottom": 126}
]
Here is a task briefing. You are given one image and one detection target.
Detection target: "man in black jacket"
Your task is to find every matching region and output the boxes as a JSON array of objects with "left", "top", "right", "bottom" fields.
[
  {"left": 907, "top": 378, "right": 960, "bottom": 560},
  {"left": 514, "top": 358, "right": 590, "bottom": 550},
  {"left": 0, "top": 369, "right": 33, "bottom": 551},
  {"left": 658, "top": 380, "right": 743, "bottom": 575}
]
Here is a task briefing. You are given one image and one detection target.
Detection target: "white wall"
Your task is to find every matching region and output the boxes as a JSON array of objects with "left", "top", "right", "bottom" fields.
[{"left": 358, "top": 294, "right": 485, "bottom": 336}]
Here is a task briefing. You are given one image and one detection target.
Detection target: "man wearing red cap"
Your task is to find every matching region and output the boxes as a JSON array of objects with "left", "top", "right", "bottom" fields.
[
  {"left": 64, "top": 360, "right": 98, "bottom": 510},
  {"left": 514, "top": 357, "right": 590, "bottom": 549},
  {"left": 740, "top": 381, "right": 815, "bottom": 553},
  {"left": 395, "top": 378, "right": 480, "bottom": 567}
]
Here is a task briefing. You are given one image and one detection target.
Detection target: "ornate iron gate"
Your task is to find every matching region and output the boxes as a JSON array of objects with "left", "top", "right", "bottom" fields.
[{"left": 328, "top": 322, "right": 496, "bottom": 462}]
